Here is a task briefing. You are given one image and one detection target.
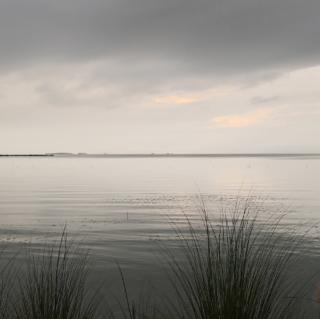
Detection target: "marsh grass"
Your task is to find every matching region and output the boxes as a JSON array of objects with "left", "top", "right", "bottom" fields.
[
  {"left": 0, "top": 248, "right": 15, "bottom": 319},
  {"left": 14, "top": 230, "right": 98, "bottom": 319},
  {"left": 0, "top": 198, "right": 318, "bottom": 319},
  {"left": 163, "top": 199, "right": 303, "bottom": 319}
]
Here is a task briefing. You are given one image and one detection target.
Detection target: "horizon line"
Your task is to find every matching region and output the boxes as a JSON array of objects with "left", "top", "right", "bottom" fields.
[{"left": 1, "top": 152, "right": 320, "bottom": 158}]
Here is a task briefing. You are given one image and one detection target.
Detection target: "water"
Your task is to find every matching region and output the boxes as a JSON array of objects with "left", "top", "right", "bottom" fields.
[
  {"left": 1, "top": 156, "right": 320, "bottom": 313},
  {"left": 1, "top": 155, "right": 320, "bottom": 250}
]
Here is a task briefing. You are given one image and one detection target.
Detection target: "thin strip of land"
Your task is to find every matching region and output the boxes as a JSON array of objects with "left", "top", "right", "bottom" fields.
[{"left": 0, "top": 153, "right": 320, "bottom": 158}]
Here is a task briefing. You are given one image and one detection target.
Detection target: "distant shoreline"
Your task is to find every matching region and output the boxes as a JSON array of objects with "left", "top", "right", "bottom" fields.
[
  {"left": 0, "top": 154, "right": 55, "bottom": 157},
  {"left": 1, "top": 153, "right": 320, "bottom": 158}
]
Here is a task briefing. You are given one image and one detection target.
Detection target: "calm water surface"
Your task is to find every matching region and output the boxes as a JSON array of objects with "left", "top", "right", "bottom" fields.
[{"left": 1, "top": 156, "right": 320, "bottom": 310}]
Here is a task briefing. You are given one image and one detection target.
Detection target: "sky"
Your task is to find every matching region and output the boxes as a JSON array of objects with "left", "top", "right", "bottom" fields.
[{"left": 0, "top": 0, "right": 320, "bottom": 154}]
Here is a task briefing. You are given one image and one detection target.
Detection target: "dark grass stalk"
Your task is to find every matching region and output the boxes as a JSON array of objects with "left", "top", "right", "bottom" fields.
[
  {"left": 163, "top": 199, "right": 303, "bottom": 319},
  {"left": 0, "top": 247, "right": 16, "bottom": 319},
  {"left": 14, "top": 229, "right": 98, "bottom": 319},
  {"left": 106, "top": 265, "right": 159, "bottom": 319}
]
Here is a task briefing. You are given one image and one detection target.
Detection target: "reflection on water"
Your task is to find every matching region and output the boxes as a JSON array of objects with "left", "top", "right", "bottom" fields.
[
  {"left": 1, "top": 156, "right": 320, "bottom": 311},
  {"left": 0, "top": 157, "right": 320, "bottom": 316},
  {"left": 1, "top": 156, "right": 320, "bottom": 240}
]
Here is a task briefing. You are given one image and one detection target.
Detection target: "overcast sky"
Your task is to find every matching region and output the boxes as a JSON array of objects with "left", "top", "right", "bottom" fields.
[{"left": 1, "top": 0, "right": 320, "bottom": 153}]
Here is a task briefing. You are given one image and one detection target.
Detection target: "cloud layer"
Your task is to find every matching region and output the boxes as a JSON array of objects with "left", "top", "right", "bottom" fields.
[
  {"left": 0, "top": 0, "right": 320, "bottom": 152},
  {"left": 1, "top": 0, "right": 320, "bottom": 75}
]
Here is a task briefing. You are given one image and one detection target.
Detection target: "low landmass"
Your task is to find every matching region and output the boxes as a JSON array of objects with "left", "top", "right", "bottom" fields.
[{"left": 0, "top": 153, "right": 320, "bottom": 158}]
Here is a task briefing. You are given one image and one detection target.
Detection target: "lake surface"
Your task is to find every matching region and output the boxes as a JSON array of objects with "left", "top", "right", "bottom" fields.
[
  {"left": 1, "top": 156, "right": 320, "bottom": 234},
  {"left": 1, "top": 155, "right": 320, "bottom": 313}
]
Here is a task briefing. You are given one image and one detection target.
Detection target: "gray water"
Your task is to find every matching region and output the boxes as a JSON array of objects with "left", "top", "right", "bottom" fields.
[
  {"left": 1, "top": 156, "right": 320, "bottom": 314},
  {"left": 1, "top": 156, "right": 320, "bottom": 236}
]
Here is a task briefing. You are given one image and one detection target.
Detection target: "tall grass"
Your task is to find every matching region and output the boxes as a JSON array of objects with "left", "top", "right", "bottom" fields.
[
  {"left": 0, "top": 198, "right": 316, "bottom": 319},
  {"left": 164, "top": 200, "right": 302, "bottom": 319},
  {"left": 0, "top": 248, "right": 15, "bottom": 319},
  {"left": 14, "top": 230, "right": 98, "bottom": 319}
]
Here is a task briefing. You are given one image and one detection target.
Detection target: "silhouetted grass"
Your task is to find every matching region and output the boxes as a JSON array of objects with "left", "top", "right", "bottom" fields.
[
  {"left": 14, "top": 230, "right": 98, "bottom": 319},
  {"left": 163, "top": 200, "right": 303, "bottom": 319},
  {"left": 112, "top": 266, "right": 159, "bottom": 319},
  {"left": 0, "top": 198, "right": 318, "bottom": 319},
  {"left": 0, "top": 248, "right": 15, "bottom": 319}
]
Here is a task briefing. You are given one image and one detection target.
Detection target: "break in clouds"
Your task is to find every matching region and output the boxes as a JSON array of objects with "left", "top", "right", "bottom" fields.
[{"left": 0, "top": 0, "right": 320, "bottom": 153}]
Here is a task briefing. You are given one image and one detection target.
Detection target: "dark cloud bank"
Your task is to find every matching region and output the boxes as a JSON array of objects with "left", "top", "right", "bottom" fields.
[{"left": 0, "top": 0, "right": 320, "bottom": 76}]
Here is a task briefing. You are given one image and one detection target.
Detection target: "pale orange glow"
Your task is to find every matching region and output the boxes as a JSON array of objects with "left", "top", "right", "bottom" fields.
[
  {"left": 154, "top": 94, "right": 201, "bottom": 105},
  {"left": 154, "top": 88, "right": 231, "bottom": 106},
  {"left": 212, "top": 108, "right": 274, "bottom": 128}
]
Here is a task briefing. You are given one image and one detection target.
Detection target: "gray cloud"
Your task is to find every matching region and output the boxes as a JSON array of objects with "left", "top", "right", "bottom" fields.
[
  {"left": 0, "top": 0, "right": 320, "bottom": 76},
  {"left": 1, "top": 0, "right": 320, "bottom": 153},
  {"left": 251, "top": 96, "right": 280, "bottom": 105}
]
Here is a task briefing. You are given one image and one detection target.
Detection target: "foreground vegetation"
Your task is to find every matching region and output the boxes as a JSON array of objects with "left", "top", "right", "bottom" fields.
[{"left": 0, "top": 201, "right": 318, "bottom": 318}]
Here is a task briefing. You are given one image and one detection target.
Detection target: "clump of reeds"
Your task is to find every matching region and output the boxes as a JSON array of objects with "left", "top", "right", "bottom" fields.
[
  {"left": 0, "top": 197, "right": 316, "bottom": 319},
  {"left": 164, "top": 199, "right": 301, "bottom": 319},
  {"left": 0, "top": 248, "right": 15, "bottom": 319},
  {"left": 14, "top": 230, "right": 98, "bottom": 319}
]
